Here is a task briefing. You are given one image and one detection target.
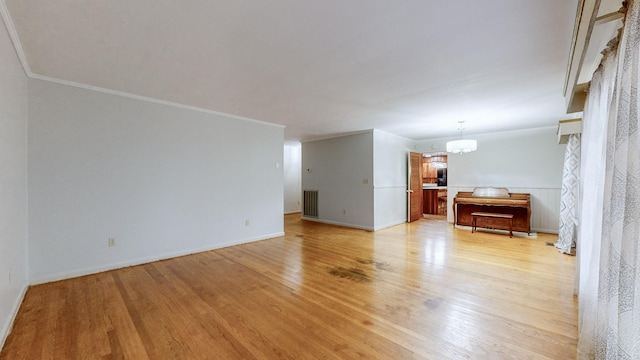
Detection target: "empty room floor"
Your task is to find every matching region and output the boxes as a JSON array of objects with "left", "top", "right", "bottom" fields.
[{"left": 1, "top": 214, "right": 577, "bottom": 359}]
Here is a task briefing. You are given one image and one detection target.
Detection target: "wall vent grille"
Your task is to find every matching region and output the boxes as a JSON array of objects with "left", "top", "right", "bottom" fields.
[{"left": 303, "top": 190, "right": 318, "bottom": 217}]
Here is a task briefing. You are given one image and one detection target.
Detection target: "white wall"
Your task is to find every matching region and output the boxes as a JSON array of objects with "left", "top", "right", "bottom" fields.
[
  {"left": 283, "top": 143, "right": 301, "bottom": 214},
  {"left": 373, "top": 130, "right": 412, "bottom": 230},
  {"left": 301, "top": 131, "right": 374, "bottom": 230},
  {"left": 28, "top": 79, "right": 285, "bottom": 283},
  {"left": 0, "top": 14, "right": 29, "bottom": 349},
  {"left": 417, "top": 127, "right": 565, "bottom": 233}
]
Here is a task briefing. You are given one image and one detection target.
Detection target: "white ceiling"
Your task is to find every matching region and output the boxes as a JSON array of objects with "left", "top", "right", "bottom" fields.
[{"left": 3, "top": 0, "right": 579, "bottom": 142}]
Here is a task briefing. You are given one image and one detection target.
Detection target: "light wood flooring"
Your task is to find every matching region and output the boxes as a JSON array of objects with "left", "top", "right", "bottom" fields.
[{"left": 1, "top": 214, "right": 577, "bottom": 359}]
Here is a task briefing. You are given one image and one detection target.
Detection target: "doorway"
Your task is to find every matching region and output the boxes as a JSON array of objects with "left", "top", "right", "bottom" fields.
[{"left": 421, "top": 153, "right": 448, "bottom": 218}]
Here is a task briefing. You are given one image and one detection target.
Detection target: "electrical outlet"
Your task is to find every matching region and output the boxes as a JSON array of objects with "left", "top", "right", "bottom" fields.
[
  {"left": 108, "top": 237, "right": 116, "bottom": 247},
  {"left": 245, "top": 219, "right": 250, "bottom": 226},
  {"left": 362, "top": 179, "right": 369, "bottom": 184},
  {"left": 343, "top": 208, "right": 347, "bottom": 215}
]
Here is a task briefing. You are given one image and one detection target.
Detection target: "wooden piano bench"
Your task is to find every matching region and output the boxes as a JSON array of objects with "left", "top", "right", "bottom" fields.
[{"left": 471, "top": 212, "right": 515, "bottom": 238}]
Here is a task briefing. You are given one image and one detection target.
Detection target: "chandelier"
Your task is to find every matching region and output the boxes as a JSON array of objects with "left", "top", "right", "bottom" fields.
[{"left": 446, "top": 121, "right": 477, "bottom": 153}]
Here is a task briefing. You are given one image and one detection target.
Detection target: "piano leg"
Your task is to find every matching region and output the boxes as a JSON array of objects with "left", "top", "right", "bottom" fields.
[{"left": 452, "top": 203, "right": 456, "bottom": 228}]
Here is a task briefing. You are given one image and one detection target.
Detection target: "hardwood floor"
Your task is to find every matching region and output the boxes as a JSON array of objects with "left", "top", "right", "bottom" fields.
[{"left": 1, "top": 214, "right": 577, "bottom": 359}]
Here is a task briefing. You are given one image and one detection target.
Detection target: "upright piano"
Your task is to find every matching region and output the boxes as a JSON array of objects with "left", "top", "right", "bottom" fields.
[{"left": 453, "top": 187, "right": 531, "bottom": 234}]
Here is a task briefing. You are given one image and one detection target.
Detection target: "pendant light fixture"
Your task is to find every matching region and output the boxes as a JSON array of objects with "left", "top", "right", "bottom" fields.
[{"left": 446, "top": 121, "right": 477, "bottom": 154}]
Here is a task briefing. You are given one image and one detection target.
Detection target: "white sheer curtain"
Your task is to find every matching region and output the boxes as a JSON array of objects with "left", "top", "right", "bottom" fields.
[
  {"left": 578, "top": 0, "right": 640, "bottom": 357},
  {"left": 577, "top": 47, "right": 617, "bottom": 359},
  {"left": 556, "top": 133, "right": 581, "bottom": 254}
]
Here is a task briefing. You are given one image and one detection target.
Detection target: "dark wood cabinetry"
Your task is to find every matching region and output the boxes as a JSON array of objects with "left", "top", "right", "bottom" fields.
[
  {"left": 423, "top": 188, "right": 447, "bottom": 215},
  {"left": 422, "top": 155, "right": 447, "bottom": 183},
  {"left": 423, "top": 189, "right": 437, "bottom": 214}
]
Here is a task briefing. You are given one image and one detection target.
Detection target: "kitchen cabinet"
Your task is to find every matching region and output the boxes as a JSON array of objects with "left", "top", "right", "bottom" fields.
[
  {"left": 422, "top": 155, "right": 447, "bottom": 183},
  {"left": 423, "top": 162, "right": 436, "bottom": 182},
  {"left": 423, "top": 188, "right": 447, "bottom": 215}
]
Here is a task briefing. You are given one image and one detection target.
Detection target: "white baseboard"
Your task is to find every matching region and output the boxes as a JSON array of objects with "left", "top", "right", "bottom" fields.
[
  {"left": 301, "top": 217, "right": 374, "bottom": 231},
  {"left": 300, "top": 217, "right": 406, "bottom": 232},
  {"left": 532, "top": 228, "right": 558, "bottom": 235},
  {"left": 0, "top": 282, "right": 28, "bottom": 352},
  {"left": 29, "top": 232, "right": 284, "bottom": 285},
  {"left": 373, "top": 219, "right": 407, "bottom": 231},
  {"left": 284, "top": 210, "right": 301, "bottom": 215}
]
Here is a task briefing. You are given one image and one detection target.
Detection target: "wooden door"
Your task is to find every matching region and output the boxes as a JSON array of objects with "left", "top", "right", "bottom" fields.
[{"left": 407, "top": 152, "right": 423, "bottom": 222}]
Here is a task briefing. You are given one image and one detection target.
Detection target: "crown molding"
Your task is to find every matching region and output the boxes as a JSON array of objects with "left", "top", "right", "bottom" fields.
[
  {"left": 0, "top": 0, "right": 32, "bottom": 76},
  {"left": 2, "top": 1, "right": 573, "bottom": 138},
  {"left": 31, "top": 73, "right": 286, "bottom": 129},
  {"left": 0, "top": 1, "right": 284, "bottom": 130}
]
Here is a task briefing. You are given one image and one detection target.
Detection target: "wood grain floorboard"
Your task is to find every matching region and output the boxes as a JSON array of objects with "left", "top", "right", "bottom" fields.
[{"left": 0, "top": 214, "right": 577, "bottom": 359}]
